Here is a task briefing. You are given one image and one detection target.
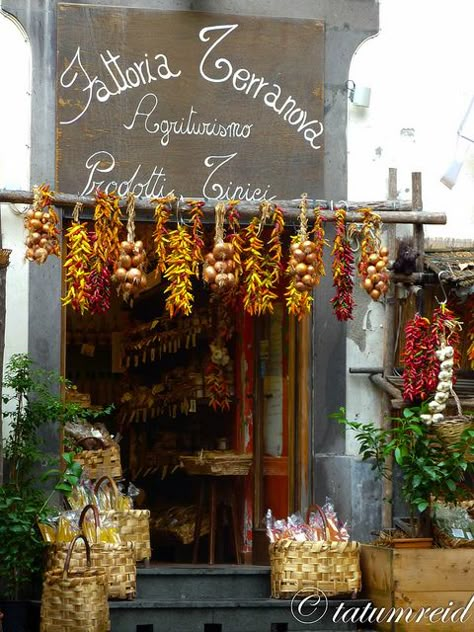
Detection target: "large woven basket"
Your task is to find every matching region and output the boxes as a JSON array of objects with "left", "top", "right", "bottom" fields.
[
  {"left": 269, "top": 505, "right": 361, "bottom": 599},
  {"left": 74, "top": 443, "right": 122, "bottom": 480},
  {"left": 47, "top": 505, "right": 136, "bottom": 600},
  {"left": 180, "top": 451, "right": 252, "bottom": 476},
  {"left": 95, "top": 475, "right": 151, "bottom": 562},
  {"left": 41, "top": 534, "right": 110, "bottom": 632}
]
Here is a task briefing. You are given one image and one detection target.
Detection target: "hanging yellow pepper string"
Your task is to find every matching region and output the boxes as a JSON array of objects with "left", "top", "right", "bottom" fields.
[
  {"left": 152, "top": 194, "right": 176, "bottom": 276},
  {"left": 225, "top": 200, "right": 243, "bottom": 283},
  {"left": 310, "top": 205, "right": 328, "bottom": 284},
  {"left": 285, "top": 194, "right": 313, "bottom": 319},
  {"left": 187, "top": 199, "right": 205, "bottom": 277},
  {"left": 163, "top": 203, "right": 196, "bottom": 317},
  {"left": 242, "top": 201, "right": 279, "bottom": 316},
  {"left": 62, "top": 202, "right": 93, "bottom": 314}
]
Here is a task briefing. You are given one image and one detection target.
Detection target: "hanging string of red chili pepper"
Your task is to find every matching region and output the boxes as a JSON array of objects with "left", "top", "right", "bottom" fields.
[
  {"left": 431, "top": 303, "right": 462, "bottom": 380},
  {"left": 62, "top": 203, "right": 92, "bottom": 314},
  {"left": 402, "top": 314, "right": 435, "bottom": 402},
  {"left": 330, "top": 207, "right": 355, "bottom": 321},
  {"left": 89, "top": 190, "right": 123, "bottom": 314},
  {"left": 464, "top": 295, "right": 474, "bottom": 369}
]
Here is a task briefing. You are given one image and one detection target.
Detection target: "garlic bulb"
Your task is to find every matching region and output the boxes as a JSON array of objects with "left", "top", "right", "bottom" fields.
[
  {"left": 432, "top": 413, "right": 445, "bottom": 424},
  {"left": 441, "top": 359, "right": 454, "bottom": 370},
  {"left": 434, "top": 391, "right": 449, "bottom": 404}
]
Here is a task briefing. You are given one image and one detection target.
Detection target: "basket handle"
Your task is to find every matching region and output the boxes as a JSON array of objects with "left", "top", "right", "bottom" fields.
[
  {"left": 79, "top": 503, "right": 101, "bottom": 543},
  {"left": 63, "top": 534, "right": 91, "bottom": 579},
  {"left": 305, "top": 504, "right": 329, "bottom": 540},
  {"left": 94, "top": 474, "right": 119, "bottom": 509}
]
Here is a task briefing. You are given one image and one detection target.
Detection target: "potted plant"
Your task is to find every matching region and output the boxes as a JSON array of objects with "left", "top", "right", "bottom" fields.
[
  {"left": 333, "top": 404, "right": 474, "bottom": 632},
  {"left": 0, "top": 354, "right": 84, "bottom": 632},
  {"left": 332, "top": 403, "right": 474, "bottom": 538}
]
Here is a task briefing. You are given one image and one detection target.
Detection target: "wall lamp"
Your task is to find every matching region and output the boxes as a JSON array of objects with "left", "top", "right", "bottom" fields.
[
  {"left": 346, "top": 79, "right": 371, "bottom": 108},
  {"left": 440, "top": 95, "right": 474, "bottom": 189}
]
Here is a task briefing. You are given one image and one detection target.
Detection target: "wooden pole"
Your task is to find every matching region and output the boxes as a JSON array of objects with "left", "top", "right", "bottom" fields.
[
  {"left": 0, "top": 189, "right": 447, "bottom": 225},
  {"left": 380, "top": 168, "right": 398, "bottom": 529},
  {"left": 412, "top": 172, "right": 425, "bottom": 314}
]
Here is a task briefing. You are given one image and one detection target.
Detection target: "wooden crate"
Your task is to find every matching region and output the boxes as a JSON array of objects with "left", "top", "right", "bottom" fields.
[{"left": 361, "top": 544, "right": 474, "bottom": 632}]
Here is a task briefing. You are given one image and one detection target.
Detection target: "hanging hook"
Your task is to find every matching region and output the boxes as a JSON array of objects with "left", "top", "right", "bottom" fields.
[{"left": 437, "top": 270, "right": 450, "bottom": 307}]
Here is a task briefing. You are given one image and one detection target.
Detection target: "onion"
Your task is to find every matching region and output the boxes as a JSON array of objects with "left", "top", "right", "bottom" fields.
[
  {"left": 375, "top": 260, "right": 386, "bottom": 272},
  {"left": 307, "top": 265, "right": 315, "bottom": 275},
  {"left": 290, "top": 242, "right": 300, "bottom": 253},
  {"left": 205, "top": 252, "right": 216, "bottom": 266},
  {"left": 214, "top": 261, "right": 227, "bottom": 273},
  {"left": 30, "top": 219, "right": 42, "bottom": 231},
  {"left": 302, "top": 240, "right": 315, "bottom": 254},
  {"left": 126, "top": 268, "right": 142, "bottom": 284},
  {"left": 31, "top": 232, "right": 41, "bottom": 244},
  {"left": 227, "top": 272, "right": 236, "bottom": 285},
  {"left": 120, "top": 254, "right": 132, "bottom": 269},
  {"left": 376, "top": 280, "right": 386, "bottom": 292},
  {"left": 363, "top": 278, "right": 373, "bottom": 291},
  {"left": 213, "top": 243, "right": 227, "bottom": 260},
  {"left": 203, "top": 265, "right": 217, "bottom": 283},
  {"left": 380, "top": 246, "right": 389, "bottom": 257},
  {"left": 295, "top": 262, "right": 308, "bottom": 276},
  {"left": 140, "top": 274, "right": 147, "bottom": 288},
  {"left": 34, "top": 210, "right": 43, "bottom": 220},
  {"left": 132, "top": 254, "right": 143, "bottom": 267},
  {"left": 295, "top": 281, "right": 306, "bottom": 292},
  {"left": 305, "top": 252, "right": 317, "bottom": 264},
  {"left": 25, "top": 248, "right": 35, "bottom": 260},
  {"left": 114, "top": 267, "right": 127, "bottom": 282},
  {"left": 134, "top": 240, "right": 144, "bottom": 252},
  {"left": 121, "top": 241, "right": 134, "bottom": 254},
  {"left": 26, "top": 209, "right": 34, "bottom": 219},
  {"left": 366, "top": 265, "right": 377, "bottom": 276},
  {"left": 370, "top": 288, "right": 381, "bottom": 300},
  {"left": 369, "top": 253, "right": 379, "bottom": 264},
  {"left": 215, "top": 272, "right": 228, "bottom": 287},
  {"left": 302, "top": 274, "right": 314, "bottom": 287},
  {"left": 223, "top": 242, "right": 234, "bottom": 257},
  {"left": 293, "top": 248, "right": 306, "bottom": 262},
  {"left": 34, "top": 247, "right": 48, "bottom": 263},
  {"left": 123, "top": 282, "right": 134, "bottom": 293}
]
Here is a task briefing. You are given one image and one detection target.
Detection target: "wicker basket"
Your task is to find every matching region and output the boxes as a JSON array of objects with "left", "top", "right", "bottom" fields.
[
  {"left": 433, "top": 416, "right": 474, "bottom": 462},
  {"left": 95, "top": 475, "right": 151, "bottom": 562},
  {"left": 40, "top": 535, "right": 110, "bottom": 632},
  {"left": 180, "top": 451, "right": 252, "bottom": 476},
  {"left": 151, "top": 505, "right": 210, "bottom": 545},
  {"left": 269, "top": 505, "right": 361, "bottom": 599},
  {"left": 74, "top": 442, "right": 122, "bottom": 480},
  {"left": 47, "top": 505, "right": 136, "bottom": 600},
  {"left": 433, "top": 524, "right": 474, "bottom": 549}
]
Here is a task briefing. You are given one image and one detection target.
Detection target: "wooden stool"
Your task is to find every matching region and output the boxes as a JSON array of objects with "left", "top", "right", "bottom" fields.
[{"left": 192, "top": 475, "right": 242, "bottom": 564}]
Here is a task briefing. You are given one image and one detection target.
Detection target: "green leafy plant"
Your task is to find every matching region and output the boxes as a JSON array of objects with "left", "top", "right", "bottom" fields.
[
  {"left": 332, "top": 404, "right": 474, "bottom": 536},
  {"left": 0, "top": 354, "right": 85, "bottom": 599}
]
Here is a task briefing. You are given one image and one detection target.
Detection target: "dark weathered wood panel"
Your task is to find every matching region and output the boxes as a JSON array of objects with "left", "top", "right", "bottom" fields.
[{"left": 56, "top": 5, "right": 325, "bottom": 202}]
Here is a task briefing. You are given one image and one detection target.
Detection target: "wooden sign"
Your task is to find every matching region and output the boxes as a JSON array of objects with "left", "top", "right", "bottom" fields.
[{"left": 56, "top": 4, "right": 325, "bottom": 202}]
